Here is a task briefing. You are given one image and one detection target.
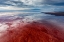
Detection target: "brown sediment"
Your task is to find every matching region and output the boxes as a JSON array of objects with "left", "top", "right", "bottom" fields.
[{"left": 1, "top": 21, "right": 64, "bottom": 42}]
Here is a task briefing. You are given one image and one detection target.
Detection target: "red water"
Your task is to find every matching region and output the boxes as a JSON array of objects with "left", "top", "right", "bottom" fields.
[{"left": 0, "top": 21, "right": 64, "bottom": 42}]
